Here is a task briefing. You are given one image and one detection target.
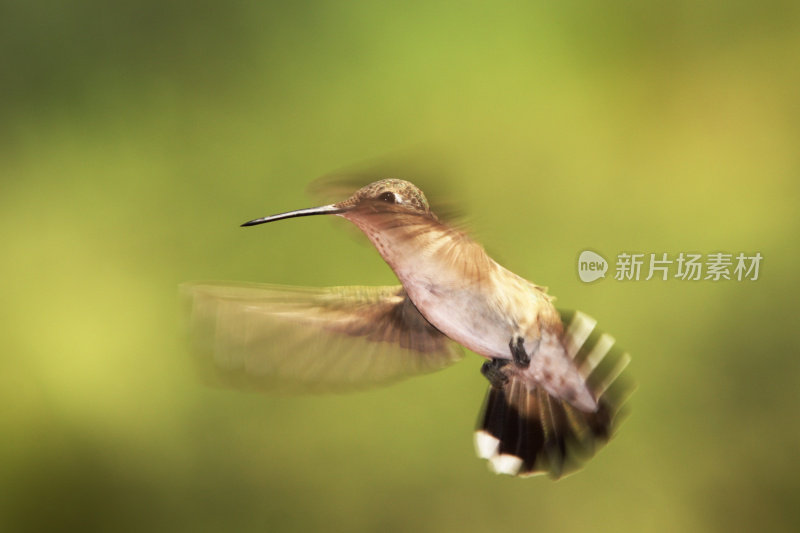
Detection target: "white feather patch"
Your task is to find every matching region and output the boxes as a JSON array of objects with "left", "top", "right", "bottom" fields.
[
  {"left": 489, "top": 454, "right": 523, "bottom": 476},
  {"left": 474, "top": 430, "right": 500, "bottom": 459}
]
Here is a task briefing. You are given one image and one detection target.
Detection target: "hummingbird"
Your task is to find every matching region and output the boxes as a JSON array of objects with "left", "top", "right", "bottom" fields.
[{"left": 182, "top": 178, "right": 631, "bottom": 479}]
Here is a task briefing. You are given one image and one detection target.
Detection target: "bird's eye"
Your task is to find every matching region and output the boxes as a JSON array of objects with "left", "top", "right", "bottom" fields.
[{"left": 378, "top": 191, "right": 396, "bottom": 204}]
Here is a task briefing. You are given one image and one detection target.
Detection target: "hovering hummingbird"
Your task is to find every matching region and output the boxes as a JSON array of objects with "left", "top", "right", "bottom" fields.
[{"left": 182, "top": 179, "right": 631, "bottom": 479}]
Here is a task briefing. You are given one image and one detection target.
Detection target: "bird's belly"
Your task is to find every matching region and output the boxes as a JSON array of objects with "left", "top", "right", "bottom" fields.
[{"left": 401, "top": 278, "right": 512, "bottom": 359}]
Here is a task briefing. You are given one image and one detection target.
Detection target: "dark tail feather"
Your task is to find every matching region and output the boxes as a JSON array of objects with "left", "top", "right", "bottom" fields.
[{"left": 474, "top": 310, "right": 632, "bottom": 479}]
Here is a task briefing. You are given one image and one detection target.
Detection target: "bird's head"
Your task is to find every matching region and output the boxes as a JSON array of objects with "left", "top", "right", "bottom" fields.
[{"left": 241, "top": 178, "right": 433, "bottom": 227}]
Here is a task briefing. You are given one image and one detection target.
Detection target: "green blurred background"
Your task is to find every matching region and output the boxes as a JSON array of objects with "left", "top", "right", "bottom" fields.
[{"left": 2, "top": 1, "right": 799, "bottom": 531}]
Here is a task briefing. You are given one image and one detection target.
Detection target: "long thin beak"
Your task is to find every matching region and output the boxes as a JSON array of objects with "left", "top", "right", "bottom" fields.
[{"left": 241, "top": 204, "right": 346, "bottom": 227}]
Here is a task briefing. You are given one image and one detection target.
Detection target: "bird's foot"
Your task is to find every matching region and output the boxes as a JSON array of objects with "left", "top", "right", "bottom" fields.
[
  {"left": 480, "top": 358, "right": 510, "bottom": 388},
  {"left": 509, "top": 335, "right": 531, "bottom": 368}
]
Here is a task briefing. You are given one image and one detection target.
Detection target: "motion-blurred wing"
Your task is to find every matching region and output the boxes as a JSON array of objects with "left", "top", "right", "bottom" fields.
[{"left": 181, "top": 282, "right": 463, "bottom": 392}]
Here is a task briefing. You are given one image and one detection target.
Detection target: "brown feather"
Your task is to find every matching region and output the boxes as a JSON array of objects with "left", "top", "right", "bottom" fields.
[{"left": 181, "top": 282, "right": 463, "bottom": 392}]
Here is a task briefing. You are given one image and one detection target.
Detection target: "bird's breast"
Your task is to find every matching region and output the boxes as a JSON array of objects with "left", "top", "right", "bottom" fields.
[
  {"left": 401, "top": 272, "right": 511, "bottom": 358},
  {"left": 387, "top": 252, "right": 527, "bottom": 358},
  {"left": 354, "top": 214, "right": 553, "bottom": 359}
]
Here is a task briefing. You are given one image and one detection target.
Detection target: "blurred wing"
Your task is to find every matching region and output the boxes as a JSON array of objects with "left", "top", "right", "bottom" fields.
[
  {"left": 355, "top": 208, "right": 495, "bottom": 284},
  {"left": 181, "top": 282, "right": 463, "bottom": 392}
]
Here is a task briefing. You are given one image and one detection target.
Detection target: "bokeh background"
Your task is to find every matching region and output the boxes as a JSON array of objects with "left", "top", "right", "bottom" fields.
[{"left": 2, "top": 1, "right": 799, "bottom": 531}]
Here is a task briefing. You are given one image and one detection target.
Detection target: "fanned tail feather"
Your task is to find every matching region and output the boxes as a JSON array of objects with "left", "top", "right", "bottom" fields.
[{"left": 474, "top": 310, "right": 632, "bottom": 479}]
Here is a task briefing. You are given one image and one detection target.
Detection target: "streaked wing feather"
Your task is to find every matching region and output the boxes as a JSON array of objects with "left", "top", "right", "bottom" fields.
[
  {"left": 181, "top": 282, "right": 463, "bottom": 392},
  {"left": 356, "top": 209, "right": 495, "bottom": 284}
]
